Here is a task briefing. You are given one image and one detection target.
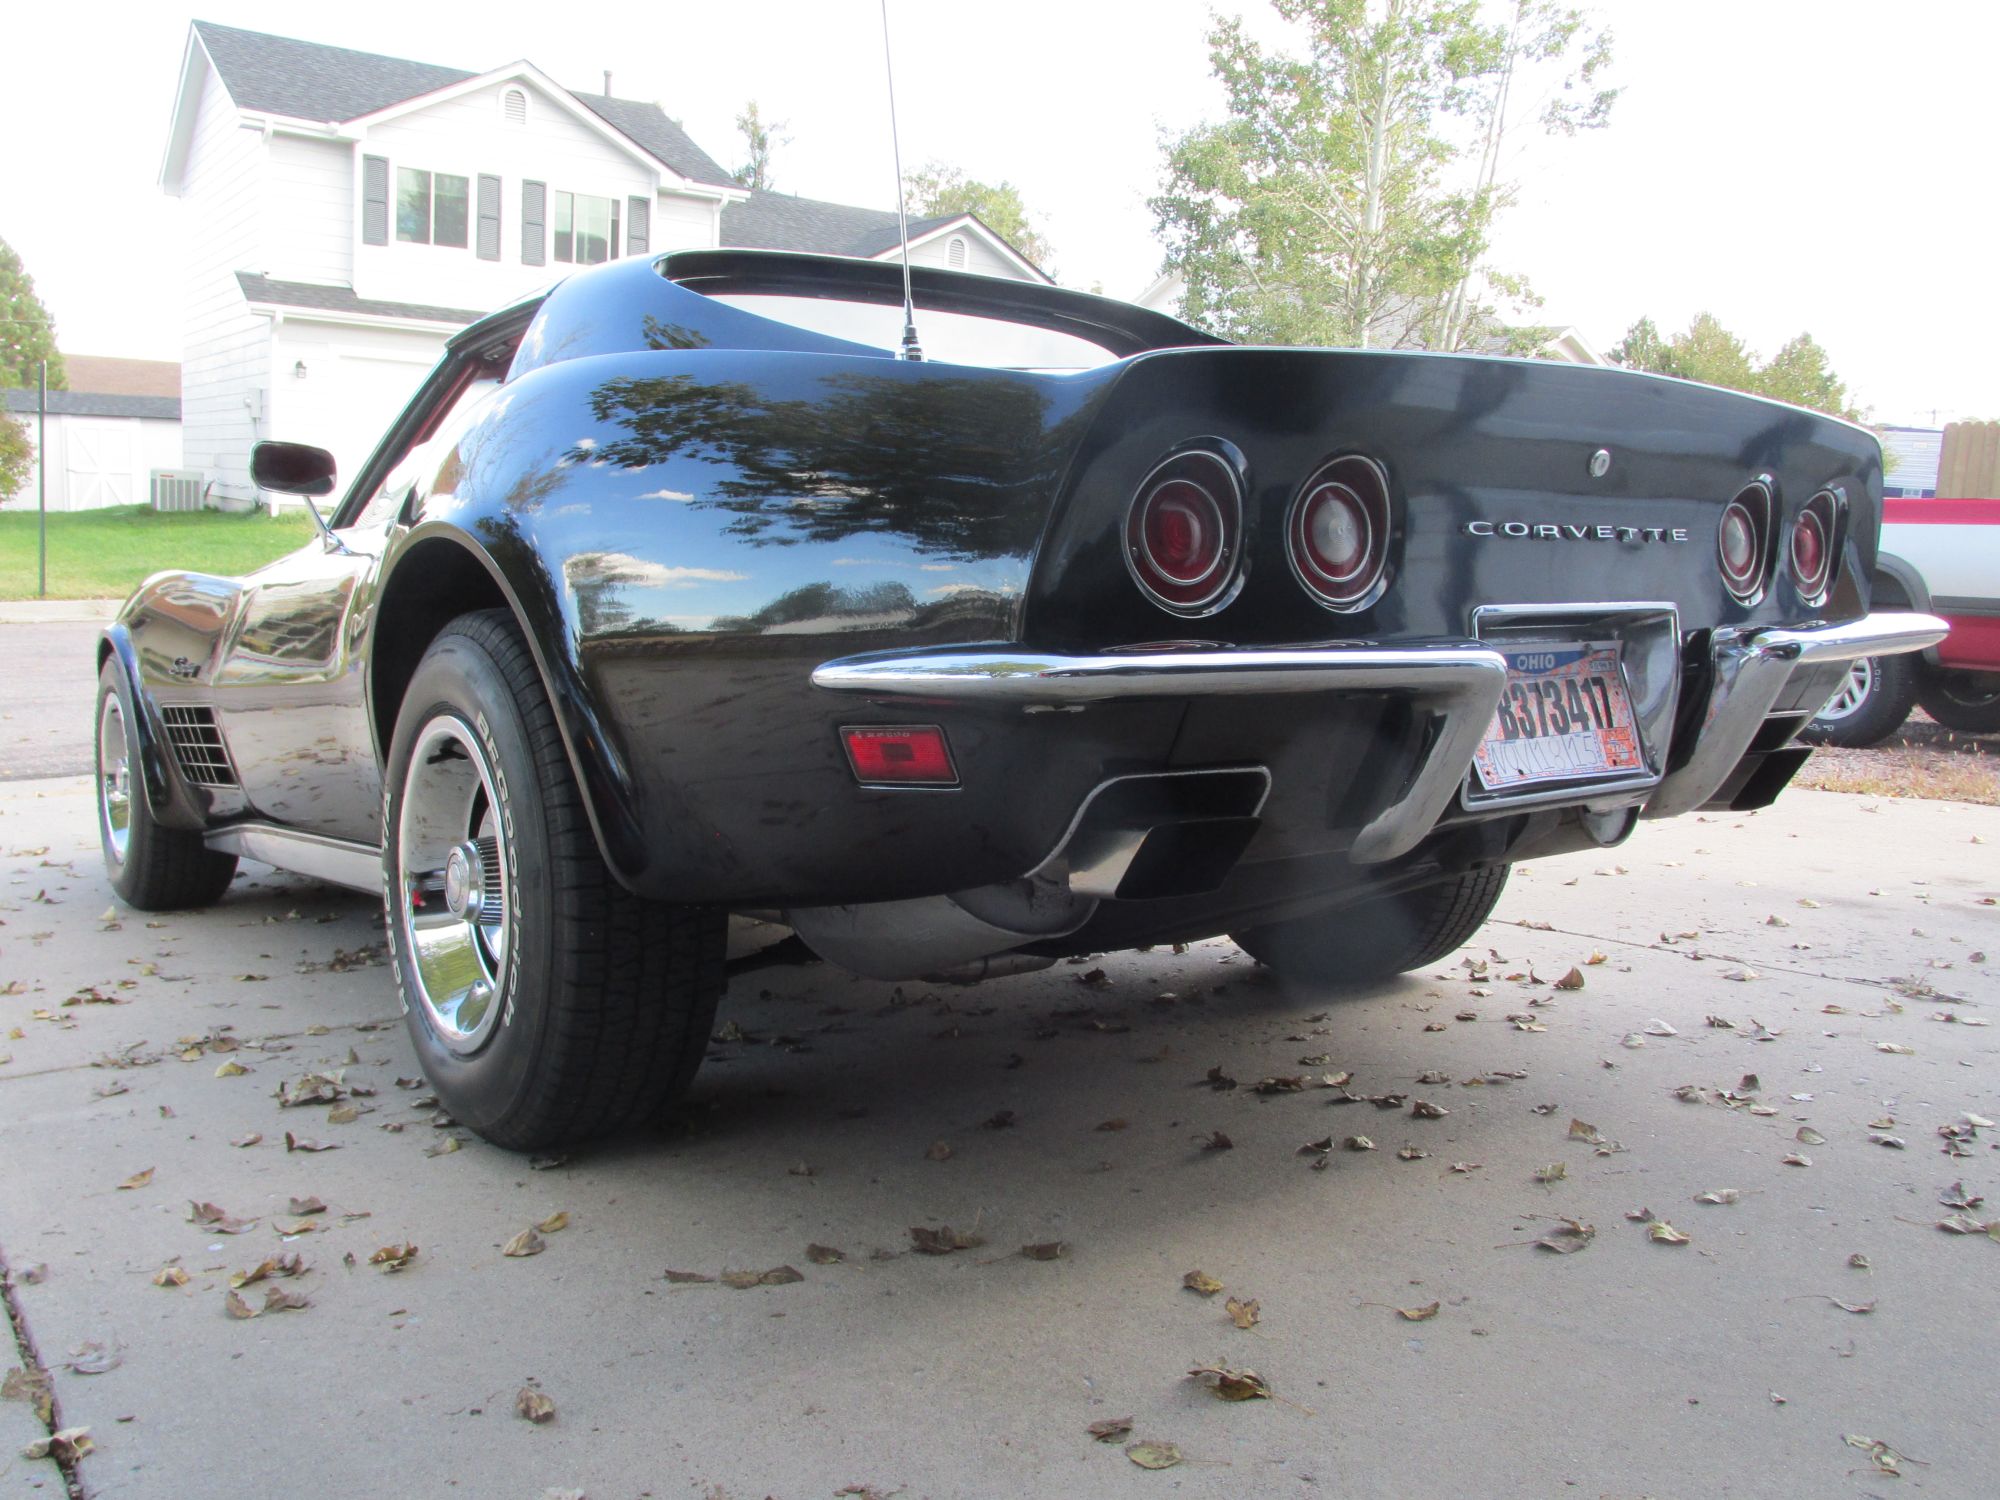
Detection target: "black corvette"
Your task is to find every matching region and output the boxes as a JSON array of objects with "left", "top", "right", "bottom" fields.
[{"left": 94, "top": 249, "right": 1943, "bottom": 1148}]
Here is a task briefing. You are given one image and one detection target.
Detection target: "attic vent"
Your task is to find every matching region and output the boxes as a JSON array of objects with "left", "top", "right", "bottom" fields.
[
  {"left": 160, "top": 706, "right": 237, "bottom": 789},
  {"left": 502, "top": 88, "right": 528, "bottom": 126},
  {"left": 947, "top": 236, "right": 967, "bottom": 269}
]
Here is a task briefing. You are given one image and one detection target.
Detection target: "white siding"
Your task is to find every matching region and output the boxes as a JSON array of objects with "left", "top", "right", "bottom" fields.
[
  {"left": 270, "top": 322, "right": 442, "bottom": 502},
  {"left": 354, "top": 79, "right": 671, "bottom": 312},
  {"left": 653, "top": 191, "right": 715, "bottom": 252},
  {"left": 180, "top": 66, "right": 269, "bottom": 502},
  {"left": 266, "top": 134, "right": 353, "bottom": 286},
  {"left": 906, "top": 230, "right": 1024, "bottom": 280}
]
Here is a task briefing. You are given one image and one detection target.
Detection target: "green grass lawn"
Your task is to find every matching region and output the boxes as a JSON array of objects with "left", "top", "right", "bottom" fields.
[{"left": 0, "top": 504, "right": 317, "bottom": 601}]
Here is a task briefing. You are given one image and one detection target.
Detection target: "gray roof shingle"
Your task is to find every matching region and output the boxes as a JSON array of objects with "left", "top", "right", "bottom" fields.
[
  {"left": 237, "top": 272, "right": 484, "bottom": 326},
  {"left": 2, "top": 390, "right": 180, "bottom": 421},
  {"left": 192, "top": 21, "right": 736, "bottom": 188},
  {"left": 720, "top": 191, "right": 958, "bottom": 258}
]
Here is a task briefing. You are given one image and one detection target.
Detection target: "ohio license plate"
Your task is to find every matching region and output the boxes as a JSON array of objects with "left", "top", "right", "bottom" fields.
[{"left": 1472, "top": 643, "right": 1643, "bottom": 792}]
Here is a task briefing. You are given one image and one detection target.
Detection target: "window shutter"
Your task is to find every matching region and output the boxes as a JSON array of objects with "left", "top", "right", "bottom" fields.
[
  {"left": 521, "top": 180, "right": 546, "bottom": 266},
  {"left": 362, "top": 155, "right": 390, "bottom": 246},
  {"left": 476, "top": 175, "right": 502, "bottom": 261},
  {"left": 626, "top": 195, "right": 650, "bottom": 256}
]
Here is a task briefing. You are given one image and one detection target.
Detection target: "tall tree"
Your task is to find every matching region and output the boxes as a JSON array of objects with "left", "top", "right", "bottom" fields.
[
  {"left": 732, "top": 102, "right": 789, "bottom": 191},
  {"left": 0, "top": 236, "right": 66, "bottom": 391},
  {"left": 1612, "top": 312, "right": 1854, "bottom": 418},
  {"left": 1431, "top": 0, "right": 1616, "bottom": 348},
  {"left": 0, "top": 414, "right": 30, "bottom": 502},
  {"left": 903, "top": 162, "right": 1054, "bottom": 272}
]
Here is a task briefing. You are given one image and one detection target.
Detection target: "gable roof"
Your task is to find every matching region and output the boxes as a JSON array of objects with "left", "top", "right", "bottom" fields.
[
  {"left": 60, "top": 356, "right": 181, "bottom": 400},
  {"left": 187, "top": 21, "right": 736, "bottom": 188},
  {"left": 237, "top": 273, "right": 484, "bottom": 328},
  {"left": 721, "top": 192, "right": 1052, "bottom": 281},
  {"left": 2, "top": 389, "right": 180, "bottom": 421},
  {"left": 721, "top": 191, "right": 957, "bottom": 259}
]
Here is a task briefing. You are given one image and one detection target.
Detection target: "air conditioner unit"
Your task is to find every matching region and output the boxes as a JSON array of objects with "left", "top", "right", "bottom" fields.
[{"left": 150, "top": 469, "right": 206, "bottom": 512}]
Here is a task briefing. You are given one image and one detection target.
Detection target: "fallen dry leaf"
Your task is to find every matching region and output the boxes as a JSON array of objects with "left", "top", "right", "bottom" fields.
[
  {"left": 909, "top": 1225, "right": 983, "bottom": 1256},
  {"left": 1553, "top": 967, "right": 1585, "bottom": 991},
  {"left": 1183, "top": 1269, "right": 1224, "bottom": 1296},
  {"left": 806, "top": 1243, "right": 845, "bottom": 1265},
  {"left": 663, "top": 1269, "right": 715, "bottom": 1284},
  {"left": 1187, "top": 1363, "right": 1273, "bottom": 1402},
  {"left": 719, "top": 1265, "right": 803, "bottom": 1288},
  {"left": 515, "top": 1387, "right": 556, "bottom": 1424},
  {"left": 284, "top": 1132, "right": 339, "bottom": 1154},
  {"left": 1782, "top": 1153, "right": 1813, "bottom": 1167},
  {"left": 213, "top": 1060, "right": 248, "bottom": 1078},
  {"left": 186, "top": 1200, "right": 258, "bottom": 1234},
  {"left": 1694, "top": 1189, "right": 1741, "bottom": 1206},
  {"left": 1125, "top": 1440, "right": 1183, "bottom": 1470},
  {"left": 230, "top": 1133, "right": 262, "bottom": 1148},
  {"left": 261, "top": 1285, "right": 309, "bottom": 1312},
  {"left": 117, "top": 1167, "right": 155, "bottom": 1191},
  {"left": 288, "top": 1195, "right": 327, "bottom": 1217},
  {"left": 1535, "top": 1218, "right": 1595, "bottom": 1254},
  {"left": 1020, "top": 1241, "right": 1068, "bottom": 1262},
  {"left": 1344, "top": 1135, "right": 1376, "bottom": 1152},
  {"left": 925, "top": 1139, "right": 953, "bottom": 1161},
  {"left": 1224, "top": 1295, "right": 1260, "bottom": 1329},
  {"left": 1534, "top": 1162, "right": 1567, "bottom": 1184},
  {"left": 64, "top": 1341, "right": 119, "bottom": 1375},
  {"left": 1647, "top": 1222, "right": 1690, "bottom": 1245},
  {"left": 535, "top": 1211, "right": 570, "bottom": 1234},
  {"left": 1409, "top": 1099, "right": 1448, "bottom": 1119},
  {"left": 228, "top": 1254, "right": 304, "bottom": 1289},
  {"left": 151, "top": 1265, "right": 189, "bottom": 1288},
  {"left": 368, "top": 1242, "right": 418, "bottom": 1272},
  {"left": 20, "top": 1427, "right": 92, "bottom": 1463},
  {"left": 1087, "top": 1416, "right": 1133, "bottom": 1443},
  {"left": 1397, "top": 1301, "right": 1441, "bottom": 1321},
  {"left": 223, "top": 1289, "right": 259, "bottom": 1320},
  {"left": 502, "top": 1228, "right": 546, "bottom": 1258}
]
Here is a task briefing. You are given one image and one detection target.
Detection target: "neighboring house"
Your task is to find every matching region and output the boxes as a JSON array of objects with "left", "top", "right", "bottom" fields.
[
  {"left": 1129, "top": 273, "right": 1610, "bottom": 366},
  {"left": 1879, "top": 425, "right": 1942, "bottom": 498},
  {"left": 159, "top": 21, "right": 1046, "bottom": 505},
  {"left": 2, "top": 358, "right": 183, "bottom": 512}
]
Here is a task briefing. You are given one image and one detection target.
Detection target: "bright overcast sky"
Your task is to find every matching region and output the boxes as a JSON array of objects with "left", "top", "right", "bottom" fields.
[{"left": 5, "top": 0, "right": 1995, "bottom": 424}]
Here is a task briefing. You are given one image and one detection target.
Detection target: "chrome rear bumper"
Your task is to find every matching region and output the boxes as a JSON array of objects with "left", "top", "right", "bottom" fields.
[
  {"left": 1644, "top": 611, "right": 1948, "bottom": 818},
  {"left": 812, "top": 611, "right": 1947, "bottom": 866}
]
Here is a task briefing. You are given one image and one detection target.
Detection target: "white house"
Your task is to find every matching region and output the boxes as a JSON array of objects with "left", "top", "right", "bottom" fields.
[
  {"left": 1, "top": 357, "right": 184, "bottom": 512},
  {"left": 160, "top": 21, "right": 1047, "bottom": 505}
]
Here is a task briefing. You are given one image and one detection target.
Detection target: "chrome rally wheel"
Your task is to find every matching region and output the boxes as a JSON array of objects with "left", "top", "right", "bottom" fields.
[
  {"left": 394, "top": 714, "right": 513, "bottom": 1055},
  {"left": 97, "top": 691, "right": 133, "bottom": 865}
]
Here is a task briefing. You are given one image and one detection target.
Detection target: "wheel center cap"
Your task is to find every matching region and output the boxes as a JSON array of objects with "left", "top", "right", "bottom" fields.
[{"left": 443, "top": 842, "right": 483, "bottom": 919}]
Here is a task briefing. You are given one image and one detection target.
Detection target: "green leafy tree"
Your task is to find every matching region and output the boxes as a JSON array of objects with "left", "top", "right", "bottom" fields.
[
  {"left": 1, "top": 236, "right": 66, "bottom": 392},
  {"left": 1612, "top": 312, "right": 1853, "bottom": 418},
  {"left": 732, "top": 101, "right": 789, "bottom": 192},
  {"left": 1432, "top": 0, "right": 1616, "bottom": 348},
  {"left": 1153, "top": 0, "right": 1520, "bottom": 349},
  {"left": 903, "top": 162, "right": 1054, "bottom": 272},
  {"left": 0, "top": 413, "right": 31, "bottom": 502}
]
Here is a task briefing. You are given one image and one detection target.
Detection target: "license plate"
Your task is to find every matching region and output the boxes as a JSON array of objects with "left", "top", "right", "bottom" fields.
[{"left": 1472, "top": 643, "right": 1644, "bottom": 792}]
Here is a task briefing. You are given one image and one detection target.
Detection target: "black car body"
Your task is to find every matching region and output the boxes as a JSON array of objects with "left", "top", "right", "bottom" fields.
[{"left": 93, "top": 250, "right": 1945, "bottom": 1148}]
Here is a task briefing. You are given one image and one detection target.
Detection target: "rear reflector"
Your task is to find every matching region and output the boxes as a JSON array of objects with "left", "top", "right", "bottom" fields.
[{"left": 841, "top": 725, "right": 958, "bottom": 786}]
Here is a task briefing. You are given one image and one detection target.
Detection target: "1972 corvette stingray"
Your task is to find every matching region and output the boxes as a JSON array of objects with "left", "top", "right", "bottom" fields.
[{"left": 94, "top": 249, "right": 1945, "bottom": 1148}]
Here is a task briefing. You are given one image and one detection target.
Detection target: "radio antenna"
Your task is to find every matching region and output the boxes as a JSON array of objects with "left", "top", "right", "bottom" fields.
[{"left": 880, "top": 0, "right": 923, "bottom": 361}]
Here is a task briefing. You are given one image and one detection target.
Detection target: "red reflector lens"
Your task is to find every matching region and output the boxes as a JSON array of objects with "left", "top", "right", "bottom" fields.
[
  {"left": 1123, "top": 450, "right": 1242, "bottom": 615},
  {"left": 841, "top": 725, "right": 957, "bottom": 785}
]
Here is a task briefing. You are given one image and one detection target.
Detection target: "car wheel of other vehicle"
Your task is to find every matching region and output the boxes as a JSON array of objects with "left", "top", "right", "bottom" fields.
[
  {"left": 1916, "top": 669, "right": 2000, "bottom": 735},
  {"left": 1230, "top": 865, "right": 1511, "bottom": 986},
  {"left": 94, "top": 663, "right": 239, "bottom": 911},
  {"left": 1801, "top": 654, "right": 1916, "bottom": 748},
  {"left": 383, "top": 610, "right": 726, "bottom": 1151}
]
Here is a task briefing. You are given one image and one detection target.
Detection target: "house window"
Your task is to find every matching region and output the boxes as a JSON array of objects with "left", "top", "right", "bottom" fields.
[
  {"left": 502, "top": 88, "right": 527, "bottom": 126},
  {"left": 554, "top": 191, "right": 619, "bottom": 265},
  {"left": 396, "top": 168, "right": 470, "bottom": 248},
  {"left": 948, "top": 236, "right": 967, "bottom": 269}
]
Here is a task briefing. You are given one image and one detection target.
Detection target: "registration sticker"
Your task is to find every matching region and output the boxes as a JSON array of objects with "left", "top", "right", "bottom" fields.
[{"left": 1471, "top": 643, "right": 1643, "bottom": 792}]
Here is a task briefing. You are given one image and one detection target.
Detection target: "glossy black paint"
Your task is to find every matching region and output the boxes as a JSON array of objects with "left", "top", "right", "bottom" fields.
[{"left": 107, "top": 250, "right": 1885, "bottom": 924}]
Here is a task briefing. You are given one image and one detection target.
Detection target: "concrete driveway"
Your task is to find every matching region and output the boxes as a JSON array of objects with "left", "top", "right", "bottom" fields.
[{"left": 0, "top": 775, "right": 1995, "bottom": 1500}]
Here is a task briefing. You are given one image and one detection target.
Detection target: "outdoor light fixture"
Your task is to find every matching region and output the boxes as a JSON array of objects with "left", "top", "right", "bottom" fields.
[{"left": 293, "top": 361, "right": 308, "bottom": 379}]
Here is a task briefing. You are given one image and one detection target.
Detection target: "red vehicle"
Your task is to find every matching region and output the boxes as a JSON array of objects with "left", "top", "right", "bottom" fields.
[{"left": 1807, "top": 494, "right": 2000, "bottom": 744}]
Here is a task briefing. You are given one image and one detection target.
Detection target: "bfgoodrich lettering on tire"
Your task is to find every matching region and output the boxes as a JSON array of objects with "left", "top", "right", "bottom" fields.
[{"left": 382, "top": 610, "right": 725, "bottom": 1150}]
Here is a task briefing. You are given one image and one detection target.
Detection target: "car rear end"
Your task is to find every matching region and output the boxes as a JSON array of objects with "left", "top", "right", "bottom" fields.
[{"left": 803, "top": 347, "right": 1943, "bottom": 968}]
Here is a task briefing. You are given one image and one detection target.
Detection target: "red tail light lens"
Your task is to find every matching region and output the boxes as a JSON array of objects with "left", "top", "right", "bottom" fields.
[
  {"left": 841, "top": 725, "right": 958, "bottom": 786},
  {"left": 1124, "top": 450, "right": 1242, "bottom": 616},
  {"left": 1288, "top": 455, "right": 1392, "bottom": 612},
  {"left": 1791, "top": 491, "right": 1837, "bottom": 604},
  {"left": 1719, "top": 481, "right": 1772, "bottom": 604}
]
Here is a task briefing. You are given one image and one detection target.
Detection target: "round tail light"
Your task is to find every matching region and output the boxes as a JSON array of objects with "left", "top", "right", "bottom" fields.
[
  {"left": 1124, "top": 451, "right": 1242, "bottom": 615},
  {"left": 1719, "top": 481, "right": 1772, "bottom": 604},
  {"left": 1790, "top": 491, "right": 1837, "bottom": 604},
  {"left": 1288, "top": 454, "right": 1392, "bottom": 612}
]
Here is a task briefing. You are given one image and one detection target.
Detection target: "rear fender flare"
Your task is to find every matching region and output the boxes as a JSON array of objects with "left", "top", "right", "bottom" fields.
[
  {"left": 367, "top": 521, "right": 647, "bottom": 888},
  {"left": 1871, "top": 552, "right": 1939, "bottom": 667}
]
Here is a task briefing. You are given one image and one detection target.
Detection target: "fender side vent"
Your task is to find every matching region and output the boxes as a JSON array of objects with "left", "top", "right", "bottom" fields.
[{"left": 161, "top": 705, "right": 238, "bottom": 788}]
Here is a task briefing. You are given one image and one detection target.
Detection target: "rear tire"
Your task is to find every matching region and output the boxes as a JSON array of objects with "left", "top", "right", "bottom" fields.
[
  {"left": 1917, "top": 670, "right": 2000, "bottom": 735},
  {"left": 1231, "top": 866, "right": 1510, "bottom": 986},
  {"left": 382, "top": 610, "right": 726, "bottom": 1151},
  {"left": 94, "top": 663, "right": 238, "bottom": 911},
  {"left": 1802, "top": 654, "right": 1916, "bottom": 748}
]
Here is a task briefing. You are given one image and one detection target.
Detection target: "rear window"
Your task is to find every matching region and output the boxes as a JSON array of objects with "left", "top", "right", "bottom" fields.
[{"left": 711, "top": 293, "right": 1122, "bottom": 370}]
